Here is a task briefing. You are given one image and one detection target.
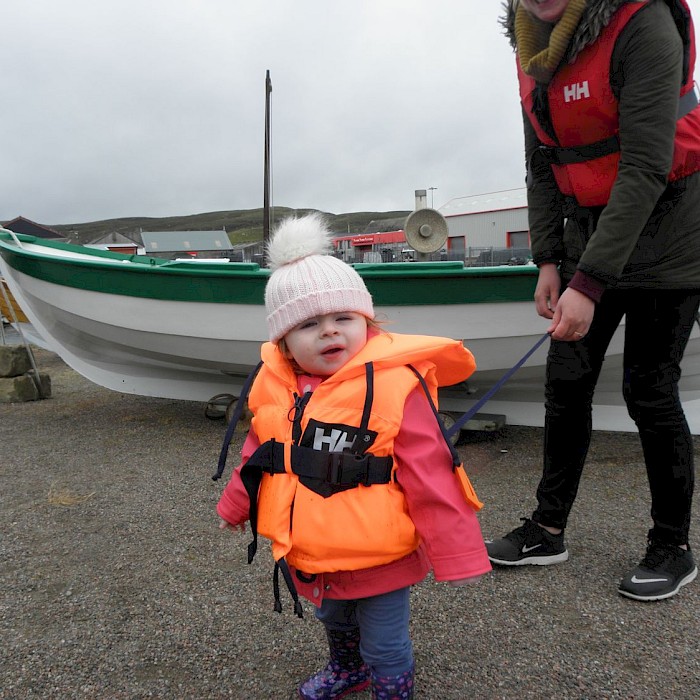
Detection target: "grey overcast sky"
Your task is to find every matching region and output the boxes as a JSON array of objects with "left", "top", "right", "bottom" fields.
[{"left": 2, "top": 1, "right": 531, "bottom": 225}]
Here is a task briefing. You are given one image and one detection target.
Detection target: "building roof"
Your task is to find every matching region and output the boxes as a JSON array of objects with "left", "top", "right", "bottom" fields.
[
  {"left": 439, "top": 188, "right": 527, "bottom": 217},
  {"left": 140, "top": 230, "right": 231, "bottom": 253},
  {"left": 87, "top": 231, "right": 143, "bottom": 246},
  {"left": 2, "top": 216, "right": 64, "bottom": 239}
]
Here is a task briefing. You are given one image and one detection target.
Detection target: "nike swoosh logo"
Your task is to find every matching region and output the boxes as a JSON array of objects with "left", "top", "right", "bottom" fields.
[
  {"left": 630, "top": 575, "right": 669, "bottom": 584},
  {"left": 522, "top": 544, "right": 542, "bottom": 553}
]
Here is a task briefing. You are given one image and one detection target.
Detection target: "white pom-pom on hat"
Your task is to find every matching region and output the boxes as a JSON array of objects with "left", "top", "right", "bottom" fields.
[
  {"left": 266, "top": 212, "right": 332, "bottom": 270},
  {"left": 264, "top": 213, "right": 374, "bottom": 343}
]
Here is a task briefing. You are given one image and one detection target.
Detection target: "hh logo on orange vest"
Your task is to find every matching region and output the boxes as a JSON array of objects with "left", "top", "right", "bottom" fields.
[
  {"left": 314, "top": 427, "right": 355, "bottom": 452},
  {"left": 563, "top": 81, "right": 590, "bottom": 103},
  {"left": 301, "top": 418, "right": 378, "bottom": 452}
]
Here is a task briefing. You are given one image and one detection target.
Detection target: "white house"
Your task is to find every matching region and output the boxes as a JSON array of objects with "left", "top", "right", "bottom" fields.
[{"left": 439, "top": 188, "right": 530, "bottom": 264}]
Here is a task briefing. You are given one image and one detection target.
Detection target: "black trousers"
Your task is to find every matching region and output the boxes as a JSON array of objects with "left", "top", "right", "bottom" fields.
[{"left": 533, "top": 289, "right": 700, "bottom": 545}]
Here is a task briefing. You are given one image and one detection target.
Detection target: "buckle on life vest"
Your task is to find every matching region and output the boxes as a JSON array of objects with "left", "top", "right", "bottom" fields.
[
  {"left": 327, "top": 451, "right": 373, "bottom": 486},
  {"left": 537, "top": 144, "right": 557, "bottom": 163}
]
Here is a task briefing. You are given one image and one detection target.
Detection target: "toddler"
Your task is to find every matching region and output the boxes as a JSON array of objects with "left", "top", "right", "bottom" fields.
[{"left": 216, "top": 213, "right": 491, "bottom": 699}]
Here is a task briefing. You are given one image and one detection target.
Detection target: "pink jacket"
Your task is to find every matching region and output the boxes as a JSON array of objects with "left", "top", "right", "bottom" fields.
[{"left": 217, "top": 375, "right": 491, "bottom": 607}]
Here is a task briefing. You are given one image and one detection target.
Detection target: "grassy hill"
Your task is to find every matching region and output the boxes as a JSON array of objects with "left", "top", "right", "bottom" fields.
[{"left": 51, "top": 207, "right": 411, "bottom": 246}]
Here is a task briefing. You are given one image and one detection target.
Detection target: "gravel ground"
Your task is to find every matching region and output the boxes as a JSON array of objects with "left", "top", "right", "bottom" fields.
[{"left": 1, "top": 346, "right": 699, "bottom": 699}]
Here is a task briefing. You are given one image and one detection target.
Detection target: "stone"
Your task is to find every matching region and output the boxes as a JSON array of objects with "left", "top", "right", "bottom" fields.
[
  {"left": 0, "top": 372, "right": 52, "bottom": 402},
  {"left": 0, "top": 344, "right": 32, "bottom": 378}
]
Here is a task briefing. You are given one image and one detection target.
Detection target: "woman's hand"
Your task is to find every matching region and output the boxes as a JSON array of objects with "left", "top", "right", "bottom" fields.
[
  {"left": 535, "top": 264, "right": 593, "bottom": 341},
  {"left": 534, "top": 263, "right": 561, "bottom": 320},
  {"left": 548, "top": 287, "right": 594, "bottom": 341}
]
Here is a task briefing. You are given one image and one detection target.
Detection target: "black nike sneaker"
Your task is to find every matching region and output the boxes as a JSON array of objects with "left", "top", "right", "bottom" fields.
[
  {"left": 618, "top": 538, "right": 697, "bottom": 602},
  {"left": 486, "top": 517, "right": 569, "bottom": 566}
]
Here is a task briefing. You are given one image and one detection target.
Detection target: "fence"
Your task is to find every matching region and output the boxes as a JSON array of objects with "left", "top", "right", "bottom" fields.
[{"left": 341, "top": 246, "right": 533, "bottom": 267}]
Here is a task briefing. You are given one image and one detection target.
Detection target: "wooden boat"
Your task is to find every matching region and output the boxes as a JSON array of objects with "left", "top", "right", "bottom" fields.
[{"left": 2, "top": 227, "right": 700, "bottom": 433}]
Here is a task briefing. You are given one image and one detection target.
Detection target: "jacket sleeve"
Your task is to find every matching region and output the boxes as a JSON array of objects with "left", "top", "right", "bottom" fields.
[
  {"left": 216, "top": 429, "right": 261, "bottom": 526},
  {"left": 393, "top": 387, "right": 492, "bottom": 582},
  {"left": 577, "top": 2, "right": 682, "bottom": 283}
]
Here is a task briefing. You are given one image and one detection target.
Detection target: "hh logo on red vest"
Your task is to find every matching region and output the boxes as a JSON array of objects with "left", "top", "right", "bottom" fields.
[
  {"left": 563, "top": 80, "right": 590, "bottom": 103},
  {"left": 301, "top": 418, "right": 378, "bottom": 452}
]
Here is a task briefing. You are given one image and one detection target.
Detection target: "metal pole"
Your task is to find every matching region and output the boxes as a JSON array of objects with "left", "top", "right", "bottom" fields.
[
  {"left": 262, "top": 70, "right": 272, "bottom": 266},
  {"left": 428, "top": 186, "right": 437, "bottom": 208}
]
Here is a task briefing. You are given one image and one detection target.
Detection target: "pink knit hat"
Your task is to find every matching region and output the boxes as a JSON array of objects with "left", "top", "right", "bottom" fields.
[{"left": 264, "top": 213, "right": 375, "bottom": 343}]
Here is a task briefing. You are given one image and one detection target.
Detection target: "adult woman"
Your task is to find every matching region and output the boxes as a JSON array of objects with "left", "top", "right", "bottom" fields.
[{"left": 486, "top": 0, "right": 700, "bottom": 601}]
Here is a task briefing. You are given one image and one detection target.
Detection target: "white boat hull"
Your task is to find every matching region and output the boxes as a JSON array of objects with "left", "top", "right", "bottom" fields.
[
  {"left": 4, "top": 265, "right": 548, "bottom": 393},
  {"left": 3, "top": 240, "right": 700, "bottom": 433}
]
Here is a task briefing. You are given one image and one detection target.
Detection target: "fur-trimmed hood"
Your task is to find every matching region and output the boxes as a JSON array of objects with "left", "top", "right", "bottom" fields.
[{"left": 499, "top": 0, "right": 641, "bottom": 62}]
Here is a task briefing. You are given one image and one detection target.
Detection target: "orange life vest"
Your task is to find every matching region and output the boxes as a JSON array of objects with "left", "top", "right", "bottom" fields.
[
  {"left": 245, "top": 332, "right": 480, "bottom": 574},
  {"left": 518, "top": 0, "right": 700, "bottom": 207}
]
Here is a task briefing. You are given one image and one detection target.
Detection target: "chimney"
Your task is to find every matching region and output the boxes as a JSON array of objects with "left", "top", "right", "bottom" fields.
[{"left": 414, "top": 189, "right": 428, "bottom": 211}]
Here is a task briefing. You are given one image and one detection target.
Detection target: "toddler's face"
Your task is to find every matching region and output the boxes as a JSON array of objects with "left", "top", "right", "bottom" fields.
[{"left": 283, "top": 312, "right": 368, "bottom": 376}]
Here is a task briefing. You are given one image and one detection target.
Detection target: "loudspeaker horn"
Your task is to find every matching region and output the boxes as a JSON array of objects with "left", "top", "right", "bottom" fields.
[{"left": 404, "top": 208, "right": 449, "bottom": 254}]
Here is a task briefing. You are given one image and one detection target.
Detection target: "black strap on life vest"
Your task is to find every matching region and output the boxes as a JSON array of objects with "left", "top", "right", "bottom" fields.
[
  {"left": 212, "top": 360, "right": 263, "bottom": 482},
  {"left": 535, "top": 134, "right": 621, "bottom": 167},
  {"left": 273, "top": 559, "right": 304, "bottom": 618},
  {"left": 352, "top": 361, "right": 375, "bottom": 454},
  {"left": 244, "top": 440, "right": 394, "bottom": 488}
]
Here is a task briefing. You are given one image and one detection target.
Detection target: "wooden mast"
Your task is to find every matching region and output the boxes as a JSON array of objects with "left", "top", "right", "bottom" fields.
[{"left": 262, "top": 70, "right": 272, "bottom": 265}]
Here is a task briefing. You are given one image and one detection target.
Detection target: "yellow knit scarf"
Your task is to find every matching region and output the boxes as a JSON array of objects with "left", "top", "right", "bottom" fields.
[{"left": 515, "top": 0, "right": 588, "bottom": 84}]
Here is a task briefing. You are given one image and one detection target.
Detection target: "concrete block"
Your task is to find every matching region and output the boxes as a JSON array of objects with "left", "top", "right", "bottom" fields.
[
  {"left": 0, "top": 373, "right": 51, "bottom": 402},
  {"left": 0, "top": 345, "right": 32, "bottom": 377}
]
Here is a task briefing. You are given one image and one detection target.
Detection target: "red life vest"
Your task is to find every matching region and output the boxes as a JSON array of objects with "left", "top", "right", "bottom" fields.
[{"left": 518, "top": 0, "right": 700, "bottom": 207}]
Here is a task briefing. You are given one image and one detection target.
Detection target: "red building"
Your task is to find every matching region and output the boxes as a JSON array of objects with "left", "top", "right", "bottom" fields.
[{"left": 332, "top": 230, "right": 407, "bottom": 263}]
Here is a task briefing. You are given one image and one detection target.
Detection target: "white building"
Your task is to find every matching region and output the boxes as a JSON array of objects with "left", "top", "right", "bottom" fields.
[{"left": 439, "top": 188, "right": 530, "bottom": 265}]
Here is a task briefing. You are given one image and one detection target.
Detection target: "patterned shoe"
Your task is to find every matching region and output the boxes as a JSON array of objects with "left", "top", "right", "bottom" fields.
[
  {"left": 298, "top": 627, "right": 370, "bottom": 700},
  {"left": 298, "top": 661, "right": 370, "bottom": 699},
  {"left": 371, "top": 663, "right": 414, "bottom": 700}
]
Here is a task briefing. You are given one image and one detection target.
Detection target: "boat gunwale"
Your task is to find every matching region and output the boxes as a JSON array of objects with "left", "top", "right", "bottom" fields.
[
  {"left": 0, "top": 231, "right": 538, "bottom": 280},
  {"left": 0, "top": 230, "right": 539, "bottom": 306}
]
